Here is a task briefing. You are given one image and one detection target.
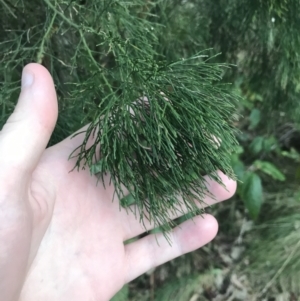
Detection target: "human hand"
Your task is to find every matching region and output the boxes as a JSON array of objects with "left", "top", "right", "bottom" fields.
[
  {"left": 0, "top": 64, "right": 58, "bottom": 301},
  {"left": 0, "top": 64, "right": 236, "bottom": 301}
]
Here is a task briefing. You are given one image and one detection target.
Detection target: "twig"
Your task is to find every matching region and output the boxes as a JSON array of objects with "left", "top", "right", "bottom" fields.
[
  {"left": 37, "top": 12, "right": 57, "bottom": 63},
  {"left": 0, "top": 0, "right": 17, "bottom": 18},
  {"left": 43, "top": 0, "right": 79, "bottom": 29},
  {"left": 43, "top": 0, "right": 97, "bottom": 34},
  {"left": 79, "top": 30, "right": 113, "bottom": 93},
  {"left": 43, "top": 0, "right": 112, "bottom": 92},
  {"left": 258, "top": 239, "right": 300, "bottom": 297},
  {"left": 79, "top": 30, "right": 100, "bottom": 70}
]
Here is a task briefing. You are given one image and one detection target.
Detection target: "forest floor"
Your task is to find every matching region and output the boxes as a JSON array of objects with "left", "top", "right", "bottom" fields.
[
  {"left": 113, "top": 176, "right": 300, "bottom": 301},
  {"left": 126, "top": 206, "right": 300, "bottom": 301}
]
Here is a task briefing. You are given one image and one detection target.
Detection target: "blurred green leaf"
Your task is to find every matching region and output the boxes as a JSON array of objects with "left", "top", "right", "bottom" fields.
[
  {"left": 242, "top": 172, "right": 263, "bottom": 220},
  {"left": 250, "top": 136, "right": 264, "bottom": 154},
  {"left": 231, "top": 155, "right": 245, "bottom": 180},
  {"left": 235, "top": 145, "right": 244, "bottom": 155},
  {"left": 262, "top": 135, "right": 278, "bottom": 152},
  {"left": 249, "top": 108, "right": 261, "bottom": 130},
  {"left": 254, "top": 160, "right": 286, "bottom": 181},
  {"left": 237, "top": 131, "right": 251, "bottom": 142},
  {"left": 111, "top": 285, "right": 129, "bottom": 301},
  {"left": 281, "top": 148, "right": 300, "bottom": 162}
]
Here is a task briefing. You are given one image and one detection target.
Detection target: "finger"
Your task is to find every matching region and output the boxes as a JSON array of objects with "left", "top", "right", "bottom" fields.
[
  {"left": 124, "top": 214, "right": 218, "bottom": 283},
  {"left": 121, "top": 170, "right": 236, "bottom": 240},
  {"left": 0, "top": 63, "right": 58, "bottom": 181}
]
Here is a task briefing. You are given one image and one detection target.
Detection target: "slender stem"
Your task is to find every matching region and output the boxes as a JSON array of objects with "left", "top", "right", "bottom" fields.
[
  {"left": 80, "top": 30, "right": 113, "bottom": 93},
  {"left": 259, "top": 239, "right": 300, "bottom": 297},
  {"left": 43, "top": 0, "right": 79, "bottom": 29},
  {"left": 0, "top": 0, "right": 17, "bottom": 18},
  {"left": 37, "top": 12, "right": 57, "bottom": 63}
]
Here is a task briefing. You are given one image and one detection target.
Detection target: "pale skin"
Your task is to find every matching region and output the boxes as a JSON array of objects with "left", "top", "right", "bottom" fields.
[{"left": 0, "top": 64, "right": 236, "bottom": 301}]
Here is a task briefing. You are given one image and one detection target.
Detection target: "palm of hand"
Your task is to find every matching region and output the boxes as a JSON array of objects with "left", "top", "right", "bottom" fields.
[
  {"left": 0, "top": 64, "right": 235, "bottom": 301},
  {"left": 20, "top": 137, "right": 130, "bottom": 301},
  {"left": 21, "top": 133, "right": 235, "bottom": 301}
]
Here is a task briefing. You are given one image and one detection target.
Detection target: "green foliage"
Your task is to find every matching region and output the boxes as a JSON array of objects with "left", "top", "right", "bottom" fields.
[
  {"left": 253, "top": 160, "right": 286, "bottom": 181},
  {"left": 241, "top": 172, "right": 263, "bottom": 220},
  {"left": 281, "top": 147, "right": 300, "bottom": 162},
  {"left": 1, "top": 0, "right": 300, "bottom": 297},
  {"left": 153, "top": 273, "right": 211, "bottom": 301},
  {"left": 111, "top": 285, "right": 129, "bottom": 301},
  {"left": 71, "top": 52, "right": 239, "bottom": 228},
  {"left": 249, "top": 136, "right": 264, "bottom": 154},
  {"left": 245, "top": 188, "right": 300, "bottom": 294},
  {"left": 1, "top": 0, "right": 240, "bottom": 229},
  {"left": 232, "top": 134, "right": 286, "bottom": 219},
  {"left": 249, "top": 108, "right": 261, "bottom": 130},
  {"left": 206, "top": 0, "right": 300, "bottom": 122}
]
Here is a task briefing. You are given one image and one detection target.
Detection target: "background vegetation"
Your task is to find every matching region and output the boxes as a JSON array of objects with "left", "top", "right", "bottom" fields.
[{"left": 1, "top": 0, "right": 300, "bottom": 300}]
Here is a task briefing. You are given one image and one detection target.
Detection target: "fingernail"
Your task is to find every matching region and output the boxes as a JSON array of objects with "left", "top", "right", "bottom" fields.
[{"left": 21, "top": 69, "right": 34, "bottom": 88}]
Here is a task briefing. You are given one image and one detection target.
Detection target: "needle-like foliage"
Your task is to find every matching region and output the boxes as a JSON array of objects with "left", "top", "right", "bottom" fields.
[
  {"left": 1, "top": 0, "right": 240, "bottom": 230},
  {"left": 70, "top": 52, "right": 239, "bottom": 228}
]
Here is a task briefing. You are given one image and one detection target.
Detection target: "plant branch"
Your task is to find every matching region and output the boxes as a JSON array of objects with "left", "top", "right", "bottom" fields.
[
  {"left": 37, "top": 11, "right": 57, "bottom": 63},
  {"left": 0, "top": 0, "right": 17, "bottom": 18},
  {"left": 43, "top": 0, "right": 79, "bottom": 29}
]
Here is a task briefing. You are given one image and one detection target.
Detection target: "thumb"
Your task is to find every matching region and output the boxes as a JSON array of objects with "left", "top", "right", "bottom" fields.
[{"left": 0, "top": 63, "right": 58, "bottom": 180}]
